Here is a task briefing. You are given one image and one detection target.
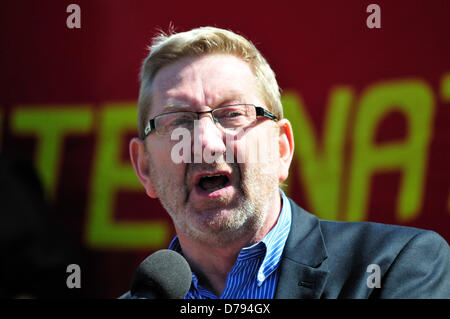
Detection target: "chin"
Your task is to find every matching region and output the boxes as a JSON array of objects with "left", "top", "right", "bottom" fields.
[{"left": 191, "top": 207, "right": 239, "bottom": 229}]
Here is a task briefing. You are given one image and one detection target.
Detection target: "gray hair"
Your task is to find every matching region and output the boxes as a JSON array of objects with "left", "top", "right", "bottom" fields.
[{"left": 137, "top": 26, "right": 283, "bottom": 139}]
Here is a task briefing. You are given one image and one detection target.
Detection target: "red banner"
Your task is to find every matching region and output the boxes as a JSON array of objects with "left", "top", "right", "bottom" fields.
[{"left": 0, "top": 0, "right": 449, "bottom": 298}]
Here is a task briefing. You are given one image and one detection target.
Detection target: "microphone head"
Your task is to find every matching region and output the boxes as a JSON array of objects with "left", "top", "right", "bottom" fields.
[{"left": 130, "top": 249, "right": 192, "bottom": 299}]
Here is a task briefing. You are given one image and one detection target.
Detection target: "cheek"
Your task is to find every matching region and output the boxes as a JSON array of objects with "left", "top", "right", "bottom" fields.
[
  {"left": 228, "top": 128, "right": 278, "bottom": 166},
  {"left": 147, "top": 141, "right": 186, "bottom": 179}
]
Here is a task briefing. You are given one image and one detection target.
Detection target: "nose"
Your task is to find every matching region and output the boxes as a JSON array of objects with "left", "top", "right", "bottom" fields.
[{"left": 192, "top": 114, "right": 227, "bottom": 163}]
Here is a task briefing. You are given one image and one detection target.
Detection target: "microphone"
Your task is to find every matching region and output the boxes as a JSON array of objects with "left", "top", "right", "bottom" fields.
[{"left": 130, "top": 249, "right": 192, "bottom": 299}]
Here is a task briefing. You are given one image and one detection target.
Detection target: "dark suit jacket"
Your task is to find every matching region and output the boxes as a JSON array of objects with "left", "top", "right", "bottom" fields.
[
  {"left": 120, "top": 198, "right": 450, "bottom": 299},
  {"left": 274, "top": 198, "right": 450, "bottom": 298}
]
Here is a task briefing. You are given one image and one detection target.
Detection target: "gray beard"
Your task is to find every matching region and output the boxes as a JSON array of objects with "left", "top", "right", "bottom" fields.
[
  {"left": 186, "top": 195, "right": 266, "bottom": 248},
  {"left": 150, "top": 162, "right": 279, "bottom": 248},
  {"left": 158, "top": 179, "right": 274, "bottom": 248}
]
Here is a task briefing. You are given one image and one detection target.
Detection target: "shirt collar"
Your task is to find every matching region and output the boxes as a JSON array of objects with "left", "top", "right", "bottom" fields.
[{"left": 253, "top": 189, "right": 292, "bottom": 285}]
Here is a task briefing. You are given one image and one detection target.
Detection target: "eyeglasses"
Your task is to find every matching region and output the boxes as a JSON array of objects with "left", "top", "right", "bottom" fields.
[{"left": 143, "top": 104, "right": 278, "bottom": 138}]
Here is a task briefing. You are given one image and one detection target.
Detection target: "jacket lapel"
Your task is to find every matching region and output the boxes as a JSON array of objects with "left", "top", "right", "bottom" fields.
[{"left": 275, "top": 199, "right": 330, "bottom": 299}]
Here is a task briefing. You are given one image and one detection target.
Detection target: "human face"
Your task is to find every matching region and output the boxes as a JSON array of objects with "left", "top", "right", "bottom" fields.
[{"left": 131, "top": 54, "right": 289, "bottom": 247}]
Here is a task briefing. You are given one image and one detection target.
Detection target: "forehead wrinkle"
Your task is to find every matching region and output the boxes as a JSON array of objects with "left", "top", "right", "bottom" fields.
[
  {"left": 160, "top": 91, "right": 248, "bottom": 113},
  {"left": 213, "top": 91, "right": 247, "bottom": 104},
  {"left": 154, "top": 82, "right": 205, "bottom": 114},
  {"left": 161, "top": 76, "right": 207, "bottom": 109},
  {"left": 199, "top": 59, "right": 261, "bottom": 107},
  {"left": 152, "top": 59, "right": 204, "bottom": 108},
  {"left": 152, "top": 54, "right": 262, "bottom": 116},
  {"left": 160, "top": 90, "right": 204, "bottom": 111}
]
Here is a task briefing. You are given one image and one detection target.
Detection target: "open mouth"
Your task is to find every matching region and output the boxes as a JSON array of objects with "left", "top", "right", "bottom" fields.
[{"left": 197, "top": 174, "right": 230, "bottom": 192}]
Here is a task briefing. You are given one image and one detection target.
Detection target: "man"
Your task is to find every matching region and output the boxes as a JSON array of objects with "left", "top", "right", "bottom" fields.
[{"left": 126, "top": 26, "right": 450, "bottom": 298}]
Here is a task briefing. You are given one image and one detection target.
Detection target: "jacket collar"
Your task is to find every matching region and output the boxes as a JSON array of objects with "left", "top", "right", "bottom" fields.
[{"left": 275, "top": 198, "right": 330, "bottom": 299}]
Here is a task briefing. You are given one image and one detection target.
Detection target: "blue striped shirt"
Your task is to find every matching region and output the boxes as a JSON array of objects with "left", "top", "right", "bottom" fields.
[{"left": 168, "top": 189, "right": 292, "bottom": 299}]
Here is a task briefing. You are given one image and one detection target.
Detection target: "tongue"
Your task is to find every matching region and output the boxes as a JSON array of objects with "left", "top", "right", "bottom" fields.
[{"left": 199, "top": 175, "right": 228, "bottom": 191}]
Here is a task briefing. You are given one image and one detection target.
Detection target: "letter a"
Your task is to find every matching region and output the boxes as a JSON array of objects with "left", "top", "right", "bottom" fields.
[
  {"left": 366, "top": 4, "right": 381, "bottom": 29},
  {"left": 171, "top": 128, "right": 192, "bottom": 163},
  {"left": 66, "top": 264, "right": 81, "bottom": 288},
  {"left": 366, "top": 264, "right": 381, "bottom": 288},
  {"left": 66, "top": 4, "right": 81, "bottom": 29}
]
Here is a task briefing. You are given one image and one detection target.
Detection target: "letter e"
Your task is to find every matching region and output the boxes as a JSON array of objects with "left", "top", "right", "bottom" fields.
[
  {"left": 366, "top": 4, "right": 381, "bottom": 29},
  {"left": 66, "top": 4, "right": 81, "bottom": 29}
]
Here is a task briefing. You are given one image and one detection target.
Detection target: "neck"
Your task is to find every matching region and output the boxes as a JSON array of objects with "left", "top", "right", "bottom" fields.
[{"left": 176, "top": 192, "right": 282, "bottom": 296}]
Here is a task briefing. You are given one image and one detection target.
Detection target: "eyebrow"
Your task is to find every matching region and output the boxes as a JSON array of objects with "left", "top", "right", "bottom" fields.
[
  {"left": 167, "top": 91, "right": 246, "bottom": 107},
  {"left": 163, "top": 98, "right": 191, "bottom": 108},
  {"left": 159, "top": 101, "right": 191, "bottom": 114},
  {"left": 217, "top": 92, "right": 247, "bottom": 105}
]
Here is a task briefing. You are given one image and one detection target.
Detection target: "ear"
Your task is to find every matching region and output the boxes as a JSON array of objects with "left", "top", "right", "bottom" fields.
[
  {"left": 129, "top": 137, "right": 158, "bottom": 198},
  {"left": 277, "top": 119, "right": 295, "bottom": 182}
]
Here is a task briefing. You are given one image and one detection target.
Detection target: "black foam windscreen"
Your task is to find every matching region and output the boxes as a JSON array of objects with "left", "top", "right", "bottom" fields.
[{"left": 130, "top": 249, "right": 192, "bottom": 299}]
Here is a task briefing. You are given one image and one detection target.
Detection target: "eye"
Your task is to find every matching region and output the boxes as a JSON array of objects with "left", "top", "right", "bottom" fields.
[
  {"left": 172, "top": 116, "right": 192, "bottom": 125},
  {"left": 214, "top": 105, "right": 252, "bottom": 129},
  {"left": 215, "top": 106, "right": 247, "bottom": 119},
  {"left": 157, "top": 112, "right": 195, "bottom": 129},
  {"left": 225, "top": 110, "right": 246, "bottom": 118}
]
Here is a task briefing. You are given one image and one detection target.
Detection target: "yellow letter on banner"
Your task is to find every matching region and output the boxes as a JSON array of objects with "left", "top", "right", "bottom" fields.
[
  {"left": 347, "top": 80, "right": 434, "bottom": 222},
  {"left": 282, "top": 88, "right": 353, "bottom": 220},
  {"left": 440, "top": 73, "right": 450, "bottom": 212},
  {"left": 11, "top": 106, "right": 93, "bottom": 198},
  {"left": 86, "top": 103, "right": 169, "bottom": 249},
  {"left": 441, "top": 73, "right": 450, "bottom": 101}
]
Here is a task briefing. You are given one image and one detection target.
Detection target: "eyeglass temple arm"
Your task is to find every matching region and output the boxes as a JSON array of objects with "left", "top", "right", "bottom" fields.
[
  {"left": 144, "top": 106, "right": 276, "bottom": 138},
  {"left": 144, "top": 119, "right": 156, "bottom": 137},
  {"left": 255, "top": 107, "right": 277, "bottom": 120}
]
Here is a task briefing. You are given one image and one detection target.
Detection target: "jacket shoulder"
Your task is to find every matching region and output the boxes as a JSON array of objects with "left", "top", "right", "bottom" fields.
[
  {"left": 287, "top": 199, "right": 450, "bottom": 298},
  {"left": 318, "top": 217, "right": 449, "bottom": 261},
  {"left": 320, "top": 219, "right": 450, "bottom": 298},
  {"left": 289, "top": 198, "right": 432, "bottom": 255},
  {"left": 320, "top": 218, "right": 429, "bottom": 249}
]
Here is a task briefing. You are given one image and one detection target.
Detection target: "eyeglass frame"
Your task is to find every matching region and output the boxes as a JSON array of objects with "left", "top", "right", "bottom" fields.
[{"left": 142, "top": 103, "right": 278, "bottom": 139}]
